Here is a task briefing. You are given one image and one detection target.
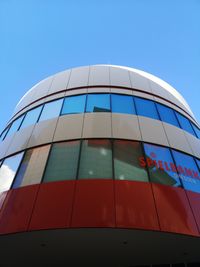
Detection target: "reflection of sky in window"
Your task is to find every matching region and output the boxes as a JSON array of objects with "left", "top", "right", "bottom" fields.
[
  {"left": 172, "top": 150, "right": 200, "bottom": 193},
  {"left": 20, "top": 105, "right": 43, "bottom": 130},
  {"left": 39, "top": 99, "right": 63, "bottom": 121},
  {"left": 6, "top": 115, "right": 25, "bottom": 137},
  {"left": 111, "top": 94, "right": 136, "bottom": 114},
  {"left": 61, "top": 95, "right": 86, "bottom": 114},
  {"left": 0, "top": 153, "right": 24, "bottom": 193},
  {"left": 156, "top": 103, "right": 179, "bottom": 127},
  {"left": 176, "top": 112, "right": 195, "bottom": 136},
  {"left": 86, "top": 94, "right": 111, "bottom": 112},
  {"left": 143, "top": 143, "right": 181, "bottom": 186},
  {"left": 135, "top": 97, "right": 159, "bottom": 120}
]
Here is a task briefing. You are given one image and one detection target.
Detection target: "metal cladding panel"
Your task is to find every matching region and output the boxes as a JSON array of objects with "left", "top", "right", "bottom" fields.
[
  {"left": 152, "top": 184, "right": 199, "bottom": 236},
  {"left": 115, "top": 180, "right": 160, "bottom": 230},
  {"left": 0, "top": 185, "right": 39, "bottom": 234},
  {"left": 186, "top": 191, "right": 200, "bottom": 233},
  {"left": 29, "top": 181, "right": 75, "bottom": 230},
  {"left": 71, "top": 179, "right": 115, "bottom": 227}
]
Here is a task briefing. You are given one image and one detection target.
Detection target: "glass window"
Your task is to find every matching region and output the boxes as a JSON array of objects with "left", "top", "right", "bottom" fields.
[
  {"left": 192, "top": 123, "right": 200, "bottom": 139},
  {"left": 156, "top": 103, "right": 179, "bottom": 127},
  {"left": 143, "top": 143, "right": 181, "bottom": 187},
  {"left": 61, "top": 95, "right": 86, "bottom": 115},
  {"left": 6, "top": 115, "right": 25, "bottom": 137},
  {"left": 0, "top": 126, "right": 10, "bottom": 141},
  {"left": 175, "top": 112, "right": 196, "bottom": 136},
  {"left": 114, "top": 140, "right": 148, "bottom": 182},
  {"left": 39, "top": 99, "right": 63, "bottom": 122},
  {"left": 12, "top": 145, "right": 50, "bottom": 188},
  {"left": 172, "top": 150, "right": 200, "bottom": 193},
  {"left": 86, "top": 94, "right": 111, "bottom": 112},
  {"left": 195, "top": 158, "right": 200, "bottom": 170},
  {"left": 20, "top": 105, "right": 43, "bottom": 130},
  {"left": 111, "top": 94, "right": 136, "bottom": 114},
  {"left": 0, "top": 152, "right": 24, "bottom": 193},
  {"left": 134, "top": 97, "right": 159, "bottom": 120},
  {"left": 78, "top": 139, "right": 112, "bottom": 179},
  {"left": 43, "top": 141, "right": 80, "bottom": 183}
]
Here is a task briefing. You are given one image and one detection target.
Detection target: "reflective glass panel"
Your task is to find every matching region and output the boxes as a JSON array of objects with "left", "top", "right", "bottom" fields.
[
  {"left": 39, "top": 99, "right": 63, "bottom": 122},
  {"left": 176, "top": 112, "right": 195, "bottom": 136},
  {"left": 172, "top": 150, "right": 200, "bottom": 193},
  {"left": 12, "top": 145, "right": 50, "bottom": 188},
  {"left": 86, "top": 94, "right": 111, "bottom": 112},
  {"left": 111, "top": 94, "right": 136, "bottom": 114},
  {"left": 61, "top": 95, "right": 86, "bottom": 115},
  {"left": 43, "top": 141, "right": 80, "bottom": 182},
  {"left": 143, "top": 143, "right": 181, "bottom": 187},
  {"left": 0, "top": 152, "right": 24, "bottom": 193},
  {"left": 6, "top": 115, "right": 25, "bottom": 137},
  {"left": 0, "top": 126, "right": 10, "bottom": 141},
  {"left": 156, "top": 103, "right": 179, "bottom": 127},
  {"left": 192, "top": 123, "right": 200, "bottom": 139},
  {"left": 135, "top": 97, "right": 159, "bottom": 120},
  {"left": 114, "top": 140, "right": 148, "bottom": 181},
  {"left": 195, "top": 158, "right": 200, "bottom": 170},
  {"left": 78, "top": 139, "right": 112, "bottom": 179},
  {"left": 20, "top": 105, "right": 43, "bottom": 130}
]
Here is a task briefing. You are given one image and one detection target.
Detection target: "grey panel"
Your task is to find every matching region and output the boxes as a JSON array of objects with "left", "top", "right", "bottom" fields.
[
  {"left": 30, "top": 76, "right": 54, "bottom": 103},
  {"left": 110, "top": 88, "right": 132, "bottom": 95},
  {"left": 129, "top": 72, "right": 152, "bottom": 92},
  {"left": 0, "top": 135, "right": 14, "bottom": 160},
  {"left": 184, "top": 132, "right": 200, "bottom": 158},
  {"left": 110, "top": 66, "right": 131, "bottom": 87},
  {"left": 88, "top": 65, "right": 110, "bottom": 86},
  {"left": 48, "top": 69, "right": 71, "bottom": 95},
  {"left": 67, "top": 66, "right": 89, "bottom": 89}
]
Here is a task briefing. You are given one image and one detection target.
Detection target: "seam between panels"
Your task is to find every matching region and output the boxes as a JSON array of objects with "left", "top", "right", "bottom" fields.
[
  {"left": 46, "top": 75, "right": 56, "bottom": 96},
  {"left": 64, "top": 69, "right": 72, "bottom": 96}
]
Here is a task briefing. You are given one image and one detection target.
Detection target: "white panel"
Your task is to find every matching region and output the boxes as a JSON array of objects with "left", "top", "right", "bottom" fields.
[
  {"left": 153, "top": 96, "right": 173, "bottom": 108},
  {"left": 163, "top": 123, "right": 193, "bottom": 154},
  {"left": 30, "top": 76, "right": 54, "bottom": 103},
  {"left": 65, "top": 88, "right": 88, "bottom": 96},
  {"left": 53, "top": 114, "right": 84, "bottom": 142},
  {"left": 27, "top": 118, "right": 58, "bottom": 148},
  {"left": 14, "top": 89, "right": 36, "bottom": 114},
  {"left": 110, "top": 88, "right": 132, "bottom": 95},
  {"left": 67, "top": 66, "right": 89, "bottom": 89},
  {"left": 112, "top": 114, "right": 141, "bottom": 140},
  {"left": 110, "top": 66, "right": 131, "bottom": 87},
  {"left": 87, "top": 87, "right": 110, "bottom": 93},
  {"left": 88, "top": 65, "right": 110, "bottom": 86},
  {"left": 184, "top": 132, "right": 200, "bottom": 158},
  {"left": 132, "top": 91, "right": 154, "bottom": 100},
  {"left": 150, "top": 81, "right": 173, "bottom": 101},
  {"left": 82, "top": 113, "right": 112, "bottom": 138},
  {"left": 44, "top": 92, "right": 65, "bottom": 103},
  {"left": 48, "top": 70, "right": 71, "bottom": 95},
  {"left": 138, "top": 116, "right": 169, "bottom": 146},
  {"left": 129, "top": 72, "right": 152, "bottom": 92},
  {"left": 0, "top": 135, "right": 14, "bottom": 160},
  {"left": 6, "top": 125, "right": 35, "bottom": 155}
]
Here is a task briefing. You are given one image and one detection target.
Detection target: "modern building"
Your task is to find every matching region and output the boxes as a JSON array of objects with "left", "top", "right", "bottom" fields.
[{"left": 0, "top": 65, "right": 200, "bottom": 266}]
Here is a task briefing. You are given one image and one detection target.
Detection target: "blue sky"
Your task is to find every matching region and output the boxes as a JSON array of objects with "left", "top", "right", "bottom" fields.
[{"left": 0, "top": 0, "right": 200, "bottom": 131}]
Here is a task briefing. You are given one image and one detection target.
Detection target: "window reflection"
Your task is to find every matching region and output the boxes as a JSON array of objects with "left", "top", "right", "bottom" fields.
[
  {"left": 61, "top": 95, "right": 86, "bottom": 115},
  {"left": 111, "top": 94, "right": 136, "bottom": 114},
  {"left": 114, "top": 140, "right": 148, "bottom": 182},
  {"left": 156, "top": 103, "right": 179, "bottom": 127},
  {"left": 39, "top": 99, "right": 63, "bottom": 122},
  {"left": 176, "top": 112, "right": 195, "bottom": 136},
  {"left": 172, "top": 150, "right": 200, "bottom": 193},
  {"left": 143, "top": 143, "right": 181, "bottom": 187},
  {"left": 6, "top": 115, "right": 25, "bottom": 137},
  {"left": 86, "top": 94, "right": 111, "bottom": 112},
  {"left": 20, "top": 106, "right": 43, "bottom": 130},
  {"left": 0, "top": 153, "right": 24, "bottom": 193},
  {"left": 135, "top": 97, "right": 159, "bottom": 120},
  {"left": 192, "top": 123, "right": 200, "bottom": 139},
  {"left": 78, "top": 139, "right": 112, "bottom": 179}
]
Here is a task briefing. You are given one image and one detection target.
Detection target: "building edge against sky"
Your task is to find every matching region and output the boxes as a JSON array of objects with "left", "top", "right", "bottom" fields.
[{"left": 0, "top": 65, "right": 200, "bottom": 266}]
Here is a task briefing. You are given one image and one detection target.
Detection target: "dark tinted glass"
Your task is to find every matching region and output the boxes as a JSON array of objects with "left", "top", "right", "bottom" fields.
[
  {"left": 143, "top": 143, "right": 181, "bottom": 187},
  {"left": 61, "top": 95, "right": 86, "bottom": 115},
  {"left": 78, "top": 139, "right": 112, "bottom": 179},
  {"left": 192, "top": 123, "right": 200, "bottom": 139},
  {"left": 135, "top": 97, "right": 159, "bottom": 120},
  {"left": 20, "top": 106, "right": 43, "bottom": 130},
  {"left": 39, "top": 99, "right": 63, "bottom": 122},
  {"left": 6, "top": 115, "right": 25, "bottom": 137},
  {"left": 86, "top": 94, "right": 111, "bottom": 112},
  {"left": 111, "top": 94, "right": 136, "bottom": 114},
  {"left": 114, "top": 140, "right": 148, "bottom": 181},
  {"left": 43, "top": 141, "right": 80, "bottom": 182},
  {"left": 0, "top": 152, "right": 24, "bottom": 193},
  {"left": 195, "top": 158, "right": 200, "bottom": 170},
  {"left": 176, "top": 112, "right": 195, "bottom": 136},
  {"left": 172, "top": 150, "right": 200, "bottom": 193},
  {"left": 156, "top": 103, "right": 179, "bottom": 127}
]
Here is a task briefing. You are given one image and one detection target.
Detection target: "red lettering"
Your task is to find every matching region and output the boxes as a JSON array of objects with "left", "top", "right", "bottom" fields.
[
  {"left": 193, "top": 171, "right": 200, "bottom": 180},
  {"left": 164, "top": 162, "right": 170, "bottom": 171},
  {"left": 177, "top": 165, "right": 185, "bottom": 174},
  {"left": 139, "top": 157, "right": 146, "bottom": 167},
  {"left": 184, "top": 168, "right": 193, "bottom": 178},
  {"left": 147, "top": 157, "right": 154, "bottom": 167},
  {"left": 158, "top": 160, "right": 164, "bottom": 170},
  {"left": 170, "top": 163, "right": 177, "bottom": 173}
]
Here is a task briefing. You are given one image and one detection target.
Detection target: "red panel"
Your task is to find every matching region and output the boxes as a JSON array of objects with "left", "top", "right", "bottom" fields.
[
  {"left": 0, "top": 185, "right": 39, "bottom": 234},
  {"left": 71, "top": 179, "right": 115, "bottom": 227},
  {"left": 29, "top": 181, "right": 75, "bottom": 230},
  {"left": 152, "top": 184, "right": 199, "bottom": 236},
  {"left": 0, "top": 191, "right": 9, "bottom": 210},
  {"left": 186, "top": 190, "right": 200, "bottom": 233},
  {"left": 115, "top": 180, "right": 159, "bottom": 230}
]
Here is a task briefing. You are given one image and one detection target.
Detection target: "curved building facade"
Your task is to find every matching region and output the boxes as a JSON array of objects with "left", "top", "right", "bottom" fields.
[{"left": 0, "top": 65, "right": 200, "bottom": 266}]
